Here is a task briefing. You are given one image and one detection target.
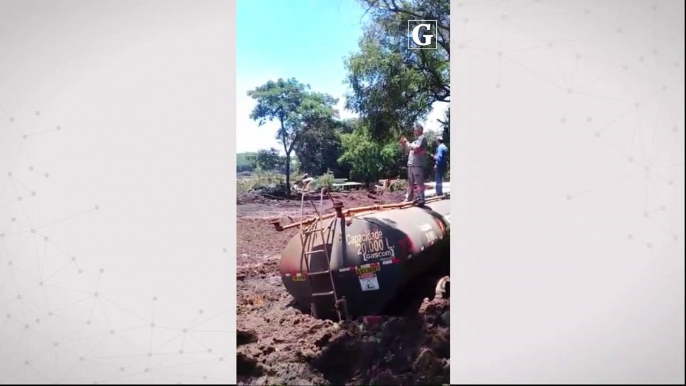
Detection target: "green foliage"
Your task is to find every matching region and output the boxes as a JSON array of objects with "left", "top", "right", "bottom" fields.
[
  {"left": 344, "top": 0, "right": 450, "bottom": 139},
  {"left": 252, "top": 147, "right": 285, "bottom": 172},
  {"left": 292, "top": 120, "right": 352, "bottom": 177},
  {"left": 243, "top": 128, "right": 448, "bottom": 190},
  {"left": 315, "top": 171, "right": 335, "bottom": 191},
  {"left": 237, "top": 171, "right": 289, "bottom": 197},
  {"left": 248, "top": 78, "right": 338, "bottom": 196},
  {"left": 237, "top": 171, "right": 285, "bottom": 194},
  {"left": 338, "top": 123, "right": 403, "bottom": 184}
]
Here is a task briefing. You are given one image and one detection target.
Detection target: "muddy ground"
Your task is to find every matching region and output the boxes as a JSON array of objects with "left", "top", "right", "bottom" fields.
[{"left": 236, "top": 190, "right": 450, "bottom": 385}]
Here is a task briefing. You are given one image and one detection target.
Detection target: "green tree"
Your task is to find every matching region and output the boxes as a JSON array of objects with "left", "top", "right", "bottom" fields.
[
  {"left": 338, "top": 123, "right": 402, "bottom": 185},
  {"left": 344, "top": 0, "right": 449, "bottom": 139},
  {"left": 252, "top": 148, "right": 284, "bottom": 172},
  {"left": 293, "top": 119, "right": 353, "bottom": 178},
  {"left": 248, "top": 78, "right": 338, "bottom": 196}
]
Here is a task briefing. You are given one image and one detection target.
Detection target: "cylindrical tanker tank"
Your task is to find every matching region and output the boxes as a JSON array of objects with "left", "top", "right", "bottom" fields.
[{"left": 276, "top": 197, "right": 451, "bottom": 320}]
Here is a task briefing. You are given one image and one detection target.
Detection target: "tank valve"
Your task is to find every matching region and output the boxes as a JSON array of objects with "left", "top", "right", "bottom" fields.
[{"left": 333, "top": 202, "right": 344, "bottom": 218}]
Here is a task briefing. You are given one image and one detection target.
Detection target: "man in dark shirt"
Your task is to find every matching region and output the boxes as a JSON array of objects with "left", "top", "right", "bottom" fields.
[{"left": 432, "top": 135, "right": 449, "bottom": 196}]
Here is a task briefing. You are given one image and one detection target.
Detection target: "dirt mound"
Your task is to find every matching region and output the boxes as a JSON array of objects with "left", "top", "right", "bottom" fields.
[
  {"left": 236, "top": 298, "right": 450, "bottom": 386},
  {"left": 236, "top": 190, "right": 449, "bottom": 385}
]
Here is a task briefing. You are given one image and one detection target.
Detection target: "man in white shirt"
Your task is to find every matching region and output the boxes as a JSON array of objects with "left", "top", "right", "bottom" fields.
[{"left": 400, "top": 124, "right": 428, "bottom": 206}]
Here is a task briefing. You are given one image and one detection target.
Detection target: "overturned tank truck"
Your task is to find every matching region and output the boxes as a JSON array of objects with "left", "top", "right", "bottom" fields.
[{"left": 271, "top": 192, "right": 451, "bottom": 321}]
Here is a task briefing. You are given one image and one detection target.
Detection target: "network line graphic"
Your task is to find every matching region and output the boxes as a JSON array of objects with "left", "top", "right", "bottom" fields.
[
  {"left": 455, "top": 0, "right": 683, "bottom": 249},
  {"left": 0, "top": 105, "right": 232, "bottom": 384}
]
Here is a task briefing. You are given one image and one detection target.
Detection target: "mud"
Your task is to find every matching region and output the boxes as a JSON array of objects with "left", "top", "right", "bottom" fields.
[{"left": 236, "top": 190, "right": 450, "bottom": 385}]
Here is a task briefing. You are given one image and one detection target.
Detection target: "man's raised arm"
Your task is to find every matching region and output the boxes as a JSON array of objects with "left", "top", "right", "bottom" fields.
[{"left": 400, "top": 136, "right": 410, "bottom": 152}]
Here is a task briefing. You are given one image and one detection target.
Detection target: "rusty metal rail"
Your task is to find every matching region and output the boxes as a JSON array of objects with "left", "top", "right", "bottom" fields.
[{"left": 270, "top": 194, "right": 447, "bottom": 232}]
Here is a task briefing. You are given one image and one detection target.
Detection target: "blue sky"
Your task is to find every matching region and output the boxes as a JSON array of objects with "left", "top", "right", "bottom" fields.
[{"left": 236, "top": 0, "right": 447, "bottom": 153}]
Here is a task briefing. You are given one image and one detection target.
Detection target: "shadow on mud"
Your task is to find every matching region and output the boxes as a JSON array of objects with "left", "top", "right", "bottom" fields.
[
  {"left": 383, "top": 252, "right": 450, "bottom": 316},
  {"left": 236, "top": 329, "right": 264, "bottom": 378},
  {"left": 309, "top": 314, "right": 450, "bottom": 385}
]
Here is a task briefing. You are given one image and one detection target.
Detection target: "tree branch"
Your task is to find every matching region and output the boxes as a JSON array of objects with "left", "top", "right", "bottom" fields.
[
  {"left": 377, "top": 0, "right": 451, "bottom": 32},
  {"left": 417, "top": 50, "right": 450, "bottom": 101}
]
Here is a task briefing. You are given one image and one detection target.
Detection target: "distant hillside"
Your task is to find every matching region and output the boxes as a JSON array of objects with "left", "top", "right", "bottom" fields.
[{"left": 237, "top": 152, "right": 256, "bottom": 173}]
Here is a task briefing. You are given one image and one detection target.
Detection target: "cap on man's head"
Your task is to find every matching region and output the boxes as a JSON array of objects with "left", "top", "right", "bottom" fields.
[{"left": 436, "top": 135, "right": 443, "bottom": 141}]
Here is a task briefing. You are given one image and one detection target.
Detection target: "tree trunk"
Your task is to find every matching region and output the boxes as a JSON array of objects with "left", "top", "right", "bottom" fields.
[
  {"left": 279, "top": 120, "right": 291, "bottom": 198},
  {"left": 284, "top": 152, "right": 291, "bottom": 198}
]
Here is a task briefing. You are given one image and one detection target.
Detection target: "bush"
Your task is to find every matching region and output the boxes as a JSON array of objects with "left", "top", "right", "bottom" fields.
[
  {"left": 389, "top": 179, "right": 408, "bottom": 192},
  {"left": 338, "top": 127, "right": 401, "bottom": 184},
  {"left": 315, "top": 171, "right": 335, "bottom": 191},
  {"left": 237, "top": 171, "right": 289, "bottom": 197}
]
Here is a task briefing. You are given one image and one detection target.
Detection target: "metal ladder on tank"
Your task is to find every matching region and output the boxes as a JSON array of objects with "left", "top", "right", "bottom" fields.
[{"left": 298, "top": 189, "right": 350, "bottom": 322}]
